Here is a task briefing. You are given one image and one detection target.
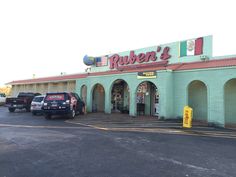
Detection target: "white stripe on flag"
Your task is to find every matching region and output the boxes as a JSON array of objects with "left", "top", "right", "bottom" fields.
[{"left": 187, "top": 40, "right": 195, "bottom": 56}]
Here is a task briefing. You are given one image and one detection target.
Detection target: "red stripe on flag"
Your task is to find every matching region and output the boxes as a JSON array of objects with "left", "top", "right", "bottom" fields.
[
  {"left": 101, "top": 57, "right": 107, "bottom": 66},
  {"left": 194, "top": 37, "right": 203, "bottom": 55}
]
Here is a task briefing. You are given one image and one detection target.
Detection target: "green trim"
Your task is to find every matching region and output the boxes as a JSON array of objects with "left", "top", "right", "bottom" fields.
[{"left": 180, "top": 41, "right": 187, "bottom": 57}]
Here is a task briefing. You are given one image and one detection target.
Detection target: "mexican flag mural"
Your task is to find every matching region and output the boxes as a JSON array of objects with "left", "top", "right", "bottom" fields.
[{"left": 179, "top": 37, "right": 203, "bottom": 57}]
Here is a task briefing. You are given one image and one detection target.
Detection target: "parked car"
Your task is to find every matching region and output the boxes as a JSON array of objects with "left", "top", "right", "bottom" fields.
[
  {"left": 0, "top": 93, "right": 6, "bottom": 106},
  {"left": 42, "top": 92, "right": 85, "bottom": 119},
  {"left": 5, "top": 92, "right": 41, "bottom": 112},
  {"left": 31, "top": 95, "right": 45, "bottom": 115}
]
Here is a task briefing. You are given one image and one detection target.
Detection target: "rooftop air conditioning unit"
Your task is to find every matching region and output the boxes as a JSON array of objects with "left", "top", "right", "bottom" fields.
[{"left": 200, "top": 55, "right": 209, "bottom": 61}]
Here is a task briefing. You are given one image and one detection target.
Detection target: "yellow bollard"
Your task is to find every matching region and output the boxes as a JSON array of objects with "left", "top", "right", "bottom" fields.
[{"left": 183, "top": 106, "right": 193, "bottom": 128}]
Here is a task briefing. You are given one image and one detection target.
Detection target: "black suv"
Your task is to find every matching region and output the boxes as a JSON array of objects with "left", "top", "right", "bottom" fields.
[{"left": 42, "top": 92, "right": 85, "bottom": 119}]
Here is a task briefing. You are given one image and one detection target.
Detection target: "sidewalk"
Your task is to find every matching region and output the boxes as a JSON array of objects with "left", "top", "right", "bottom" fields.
[{"left": 66, "top": 113, "right": 236, "bottom": 138}]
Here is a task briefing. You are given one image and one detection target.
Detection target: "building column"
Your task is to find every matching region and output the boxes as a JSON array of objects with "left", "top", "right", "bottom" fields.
[
  {"left": 104, "top": 87, "right": 111, "bottom": 114},
  {"left": 48, "top": 83, "right": 52, "bottom": 92},
  {"left": 129, "top": 88, "right": 137, "bottom": 117},
  {"left": 34, "top": 84, "right": 37, "bottom": 93},
  {"left": 44, "top": 84, "right": 49, "bottom": 94},
  {"left": 208, "top": 84, "right": 225, "bottom": 127},
  {"left": 86, "top": 85, "right": 92, "bottom": 113},
  {"left": 158, "top": 71, "right": 174, "bottom": 119},
  {"left": 11, "top": 85, "right": 16, "bottom": 96}
]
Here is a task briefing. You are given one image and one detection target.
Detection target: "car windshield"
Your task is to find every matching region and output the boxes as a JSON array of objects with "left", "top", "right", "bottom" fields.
[
  {"left": 45, "top": 94, "right": 66, "bottom": 101},
  {"left": 33, "top": 97, "right": 44, "bottom": 102}
]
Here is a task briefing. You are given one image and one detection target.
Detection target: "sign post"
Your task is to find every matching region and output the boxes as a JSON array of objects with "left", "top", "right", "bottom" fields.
[{"left": 183, "top": 106, "right": 193, "bottom": 128}]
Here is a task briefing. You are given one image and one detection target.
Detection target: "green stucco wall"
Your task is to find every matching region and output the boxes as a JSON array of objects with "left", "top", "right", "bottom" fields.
[
  {"left": 225, "top": 79, "right": 236, "bottom": 124},
  {"left": 76, "top": 36, "right": 236, "bottom": 127},
  {"left": 173, "top": 67, "right": 236, "bottom": 127},
  {"left": 188, "top": 81, "right": 207, "bottom": 121},
  {"left": 76, "top": 71, "right": 174, "bottom": 118},
  {"left": 89, "top": 36, "right": 213, "bottom": 73},
  {"left": 76, "top": 66, "right": 236, "bottom": 127}
]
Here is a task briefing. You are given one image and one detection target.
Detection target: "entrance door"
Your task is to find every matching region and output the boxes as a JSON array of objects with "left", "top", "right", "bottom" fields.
[
  {"left": 111, "top": 80, "right": 130, "bottom": 114},
  {"left": 81, "top": 85, "right": 87, "bottom": 105},
  {"left": 136, "top": 81, "right": 159, "bottom": 116},
  {"left": 92, "top": 84, "right": 105, "bottom": 112}
]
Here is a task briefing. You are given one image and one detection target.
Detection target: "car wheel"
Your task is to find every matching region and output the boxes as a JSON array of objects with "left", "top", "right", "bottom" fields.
[
  {"left": 9, "top": 108, "right": 15, "bottom": 112},
  {"left": 45, "top": 114, "right": 51, "bottom": 119},
  {"left": 70, "top": 108, "right": 76, "bottom": 119},
  {"left": 32, "top": 111, "right": 36, "bottom": 116}
]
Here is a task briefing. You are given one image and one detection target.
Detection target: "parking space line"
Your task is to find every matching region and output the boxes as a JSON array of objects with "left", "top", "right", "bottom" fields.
[
  {"left": 1, "top": 121, "right": 236, "bottom": 139},
  {"left": 65, "top": 121, "right": 109, "bottom": 131},
  {"left": 65, "top": 121, "right": 236, "bottom": 139},
  {"left": 0, "top": 123, "right": 90, "bottom": 129}
]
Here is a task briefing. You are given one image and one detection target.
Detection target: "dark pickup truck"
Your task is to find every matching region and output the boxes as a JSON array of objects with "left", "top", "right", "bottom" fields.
[{"left": 5, "top": 92, "right": 41, "bottom": 112}]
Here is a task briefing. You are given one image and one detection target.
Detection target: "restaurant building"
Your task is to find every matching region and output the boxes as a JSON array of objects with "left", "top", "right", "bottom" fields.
[{"left": 8, "top": 36, "right": 236, "bottom": 127}]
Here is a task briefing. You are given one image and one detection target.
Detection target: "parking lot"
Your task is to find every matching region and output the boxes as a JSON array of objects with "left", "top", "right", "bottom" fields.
[{"left": 0, "top": 106, "right": 236, "bottom": 177}]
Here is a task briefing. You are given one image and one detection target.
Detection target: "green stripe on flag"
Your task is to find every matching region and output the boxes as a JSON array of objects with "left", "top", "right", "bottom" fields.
[{"left": 180, "top": 41, "right": 187, "bottom": 57}]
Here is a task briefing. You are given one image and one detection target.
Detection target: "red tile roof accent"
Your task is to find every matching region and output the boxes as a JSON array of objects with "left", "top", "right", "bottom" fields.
[
  {"left": 7, "top": 73, "right": 87, "bottom": 85},
  {"left": 168, "top": 57, "right": 236, "bottom": 71},
  {"left": 7, "top": 57, "right": 236, "bottom": 85}
]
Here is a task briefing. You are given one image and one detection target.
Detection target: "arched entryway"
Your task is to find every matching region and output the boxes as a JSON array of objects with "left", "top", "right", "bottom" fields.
[
  {"left": 92, "top": 84, "right": 105, "bottom": 112},
  {"left": 188, "top": 80, "right": 207, "bottom": 122},
  {"left": 110, "top": 79, "right": 130, "bottom": 114},
  {"left": 81, "top": 85, "right": 87, "bottom": 105},
  {"left": 136, "top": 81, "right": 159, "bottom": 116},
  {"left": 224, "top": 79, "right": 236, "bottom": 124}
]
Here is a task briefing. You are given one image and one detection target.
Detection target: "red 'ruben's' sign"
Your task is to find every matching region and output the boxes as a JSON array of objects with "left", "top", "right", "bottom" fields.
[{"left": 109, "top": 46, "right": 171, "bottom": 69}]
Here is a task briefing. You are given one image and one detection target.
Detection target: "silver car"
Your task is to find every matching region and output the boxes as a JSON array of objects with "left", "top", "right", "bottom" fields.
[{"left": 31, "top": 95, "right": 45, "bottom": 115}]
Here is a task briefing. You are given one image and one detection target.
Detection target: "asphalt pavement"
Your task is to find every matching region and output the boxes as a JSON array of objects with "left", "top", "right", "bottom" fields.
[{"left": 0, "top": 107, "right": 236, "bottom": 177}]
